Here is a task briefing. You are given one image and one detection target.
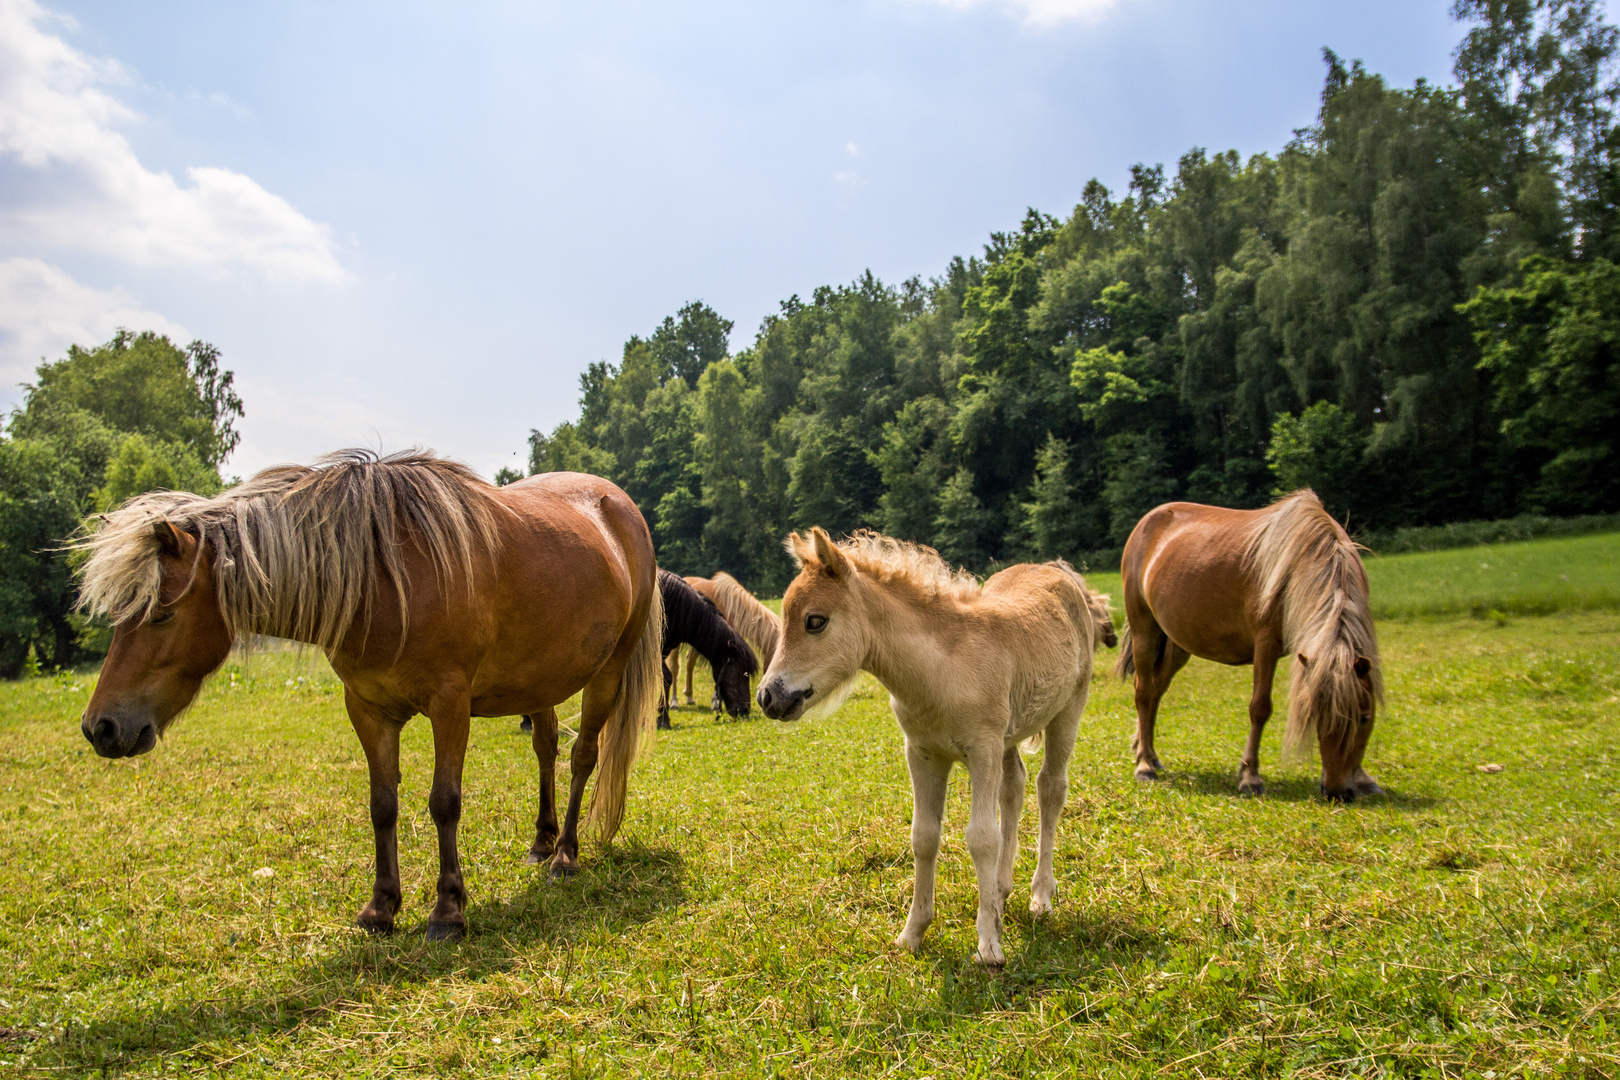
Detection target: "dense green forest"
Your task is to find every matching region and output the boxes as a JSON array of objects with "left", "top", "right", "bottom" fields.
[
  {"left": 519, "top": 1, "right": 1620, "bottom": 592},
  {"left": 0, "top": 332, "right": 241, "bottom": 676}
]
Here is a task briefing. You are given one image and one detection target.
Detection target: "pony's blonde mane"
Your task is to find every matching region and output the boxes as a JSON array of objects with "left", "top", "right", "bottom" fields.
[
  {"left": 76, "top": 449, "right": 501, "bottom": 652},
  {"left": 1245, "top": 490, "right": 1383, "bottom": 755},
  {"left": 708, "top": 571, "right": 782, "bottom": 664},
  {"left": 788, "top": 529, "right": 981, "bottom": 603}
]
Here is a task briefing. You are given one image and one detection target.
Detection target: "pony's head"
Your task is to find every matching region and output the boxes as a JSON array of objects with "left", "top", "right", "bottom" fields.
[
  {"left": 712, "top": 648, "right": 757, "bottom": 718},
  {"left": 757, "top": 527, "right": 864, "bottom": 722},
  {"left": 1086, "top": 588, "right": 1117, "bottom": 649},
  {"left": 79, "top": 521, "right": 233, "bottom": 758}
]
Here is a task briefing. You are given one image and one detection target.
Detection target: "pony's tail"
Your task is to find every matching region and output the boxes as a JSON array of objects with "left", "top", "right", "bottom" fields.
[
  {"left": 1115, "top": 623, "right": 1135, "bottom": 680},
  {"left": 586, "top": 580, "right": 665, "bottom": 843}
]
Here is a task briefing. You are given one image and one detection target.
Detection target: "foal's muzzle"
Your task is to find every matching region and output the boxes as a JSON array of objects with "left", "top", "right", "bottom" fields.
[
  {"left": 81, "top": 711, "right": 157, "bottom": 758},
  {"left": 756, "top": 678, "right": 812, "bottom": 721}
]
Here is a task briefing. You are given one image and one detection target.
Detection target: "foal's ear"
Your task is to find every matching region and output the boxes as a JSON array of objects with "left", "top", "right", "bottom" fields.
[
  {"left": 1353, "top": 655, "right": 1372, "bottom": 678},
  {"left": 152, "top": 521, "right": 184, "bottom": 559},
  {"left": 810, "top": 527, "right": 850, "bottom": 578}
]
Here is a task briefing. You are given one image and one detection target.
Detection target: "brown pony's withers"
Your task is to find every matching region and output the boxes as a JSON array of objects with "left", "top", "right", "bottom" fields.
[{"left": 81, "top": 522, "right": 232, "bottom": 758}]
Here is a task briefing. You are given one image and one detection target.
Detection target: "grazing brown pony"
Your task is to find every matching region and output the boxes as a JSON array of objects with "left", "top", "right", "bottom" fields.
[
  {"left": 75, "top": 451, "right": 663, "bottom": 940},
  {"left": 669, "top": 572, "right": 782, "bottom": 705},
  {"left": 1117, "top": 490, "right": 1383, "bottom": 801}
]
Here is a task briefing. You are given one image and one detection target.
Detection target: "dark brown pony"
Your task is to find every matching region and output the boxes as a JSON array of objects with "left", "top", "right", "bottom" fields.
[
  {"left": 668, "top": 572, "right": 781, "bottom": 705},
  {"left": 1117, "top": 490, "right": 1383, "bottom": 801},
  {"left": 75, "top": 451, "right": 663, "bottom": 939}
]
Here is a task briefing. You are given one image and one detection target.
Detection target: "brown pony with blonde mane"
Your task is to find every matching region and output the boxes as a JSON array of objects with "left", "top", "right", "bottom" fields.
[
  {"left": 758, "top": 529, "right": 1097, "bottom": 967},
  {"left": 1116, "top": 490, "right": 1383, "bottom": 800},
  {"left": 669, "top": 572, "right": 782, "bottom": 706},
  {"left": 76, "top": 451, "right": 663, "bottom": 940}
]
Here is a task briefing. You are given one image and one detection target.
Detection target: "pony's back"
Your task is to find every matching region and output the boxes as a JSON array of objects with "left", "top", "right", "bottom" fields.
[{"left": 708, "top": 571, "right": 781, "bottom": 664}]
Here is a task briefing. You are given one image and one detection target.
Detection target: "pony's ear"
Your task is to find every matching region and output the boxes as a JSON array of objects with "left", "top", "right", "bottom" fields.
[
  {"left": 810, "top": 527, "right": 850, "bottom": 578},
  {"left": 152, "top": 521, "right": 184, "bottom": 559},
  {"left": 1297, "top": 653, "right": 1310, "bottom": 668},
  {"left": 1353, "top": 655, "right": 1372, "bottom": 678}
]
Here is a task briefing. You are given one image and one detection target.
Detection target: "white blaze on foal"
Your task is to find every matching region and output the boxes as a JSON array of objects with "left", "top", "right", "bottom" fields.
[{"left": 757, "top": 528, "right": 1097, "bottom": 967}]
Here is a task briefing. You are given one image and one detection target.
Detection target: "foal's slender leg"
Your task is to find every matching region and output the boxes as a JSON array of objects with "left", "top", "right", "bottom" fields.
[
  {"left": 1239, "top": 633, "right": 1281, "bottom": 797},
  {"left": 682, "top": 646, "right": 698, "bottom": 706},
  {"left": 525, "top": 706, "right": 560, "bottom": 864},
  {"left": 1032, "top": 698, "right": 1084, "bottom": 916},
  {"left": 963, "top": 740, "right": 1008, "bottom": 967},
  {"left": 347, "top": 690, "right": 405, "bottom": 934},
  {"left": 995, "top": 745, "right": 1027, "bottom": 907},
  {"left": 551, "top": 675, "right": 618, "bottom": 878},
  {"left": 425, "top": 694, "right": 473, "bottom": 940},
  {"left": 896, "top": 740, "right": 950, "bottom": 955}
]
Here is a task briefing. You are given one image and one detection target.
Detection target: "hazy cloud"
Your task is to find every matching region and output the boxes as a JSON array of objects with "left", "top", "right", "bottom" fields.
[
  {"left": 904, "top": 0, "right": 1128, "bottom": 28},
  {"left": 0, "top": 0, "right": 346, "bottom": 281},
  {"left": 0, "top": 256, "right": 190, "bottom": 388}
]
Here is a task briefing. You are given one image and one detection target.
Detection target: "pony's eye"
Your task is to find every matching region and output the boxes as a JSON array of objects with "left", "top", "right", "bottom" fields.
[
  {"left": 805, "top": 614, "right": 828, "bottom": 634},
  {"left": 150, "top": 609, "right": 175, "bottom": 626}
]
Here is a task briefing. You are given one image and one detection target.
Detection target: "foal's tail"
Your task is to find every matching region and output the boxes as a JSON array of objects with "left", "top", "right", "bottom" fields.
[{"left": 586, "top": 580, "right": 665, "bottom": 843}]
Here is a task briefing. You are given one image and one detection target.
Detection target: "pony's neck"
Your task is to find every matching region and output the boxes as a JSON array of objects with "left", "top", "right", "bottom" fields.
[{"left": 858, "top": 576, "right": 955, "bottom": 716}]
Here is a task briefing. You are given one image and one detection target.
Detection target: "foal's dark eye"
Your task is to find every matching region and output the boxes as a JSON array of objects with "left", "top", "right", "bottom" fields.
[
  {"left": 150, "top": 609, "right": 175, "bottom": 626},
  {"left": 805, "top": 614, "right": 828, "bottom": 634}
]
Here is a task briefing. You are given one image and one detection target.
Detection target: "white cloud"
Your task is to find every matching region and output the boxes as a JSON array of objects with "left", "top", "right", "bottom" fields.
[
  {"left": 0, "top": 256, "right": 189, "bottom": 392},
  {"left": 905, "top": 0, "right": 1127, "bottom": 28},
  {"left": 0, "top": 0, "right": 346, "bottom": 282}
]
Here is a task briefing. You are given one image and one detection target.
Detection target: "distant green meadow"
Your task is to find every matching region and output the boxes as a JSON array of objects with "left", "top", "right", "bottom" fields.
[{"left": 0, "top": 536, "right": 1615, "bottom": 1077}]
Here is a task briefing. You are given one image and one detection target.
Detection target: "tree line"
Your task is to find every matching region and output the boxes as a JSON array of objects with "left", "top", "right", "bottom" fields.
[{"left": 518, "top": 1, "right": 1620, "bottom": 593}]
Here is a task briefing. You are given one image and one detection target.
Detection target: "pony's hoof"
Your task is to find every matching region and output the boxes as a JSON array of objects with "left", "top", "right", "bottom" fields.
[
  {"left": 424, "top": 920, "right": 465, "bottom": 942},
  {"left": 518, "top": 717, "right": 532, "bottom": 733},
  {"left": 1320, "top": 783, "right": 1357, "bottom": 804},
  {"left": 356, "top": 916, "right": 394, "bottom": 936},
  {"left": 1353, "top": 771, "right": 1384, "bottom": 796},
  {"left": 1134, "top": 766, "right": 1160, "bottom": 782},
  {"left": 1237, "top": 778, "right": 1265, "bottom": 797},
  {"left": 683, "top": 696, "right": 695, "bottom": 706},
  {"left": 549, "top": 856, "right": 580, "bottom": 881},
  {"left": 524, "top": 843, "right": 555, "bottom": 866}
]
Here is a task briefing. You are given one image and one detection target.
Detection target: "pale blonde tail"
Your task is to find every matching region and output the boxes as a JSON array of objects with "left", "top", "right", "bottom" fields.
[{"left": 586, "top": 581, "right": 665, "bottom": 843}]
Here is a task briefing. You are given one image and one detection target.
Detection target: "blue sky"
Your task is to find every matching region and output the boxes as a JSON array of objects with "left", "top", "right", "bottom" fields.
[{"left": 0, "top": 0, "right": 1547, "bottom": 479}]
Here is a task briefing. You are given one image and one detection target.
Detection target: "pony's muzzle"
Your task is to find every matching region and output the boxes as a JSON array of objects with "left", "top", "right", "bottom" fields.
[
  {"left": 757, "top": 678, "right": 812, "bottom": 721},
  {"left": 82, "top": 711, "right": 157, "bottom": 758}
]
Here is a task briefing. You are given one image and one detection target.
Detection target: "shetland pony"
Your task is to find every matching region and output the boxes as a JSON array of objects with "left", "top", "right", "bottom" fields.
[
  {"left": 1116, "top": 490, "right": 1383, "bottom": 800},
  {"left": 758, "top": 529, "right": 1097, "bottom": 967},
  {"left": 656, "top": 569, "right": 756, "bottom": 727},
  {"left": 75, "top": 452, "right": 663, "bottom": 939},
  {"left": 670, "top": 572, "right": 782, "bottom": 704}
]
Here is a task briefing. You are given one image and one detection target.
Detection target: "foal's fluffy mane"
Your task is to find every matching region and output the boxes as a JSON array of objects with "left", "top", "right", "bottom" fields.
[
  {"left": 76, "top": 449, "right": 501, "bottom": 651},
  {"left": 1244, "top": 489, "right": 1383, "bottom": 755},
  {"left": 788, "top": 529, "right": 982, "bottom": 602}
]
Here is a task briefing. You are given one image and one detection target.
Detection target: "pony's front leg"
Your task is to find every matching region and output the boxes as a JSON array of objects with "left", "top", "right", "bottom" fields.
[
  {"left": 346, "top": 691, "right": 404, "bottom": 934},
  {"left": 424, "top": 696, "right": 473, "bottom": 940},
  {"left": 683, "top": 646, "right": 699, "bottom": 706},
  {"left": 1348, "top": 715, "right": 1382, "bottom": 796},
  {"left": 1240, "top": 634, "right": 1281, "bottom": 796},
  {"left": 963, "top": 742, "right": 1006, "bottom": 967},
  {"left": 897, "top": 741, "right": 950, "bottom": 955},
  {"left": 996, "top": 745, "right": 1027, "bottom": 908},
  {"left": 525, "top": 707, "right": 560, "bottom": 864}
]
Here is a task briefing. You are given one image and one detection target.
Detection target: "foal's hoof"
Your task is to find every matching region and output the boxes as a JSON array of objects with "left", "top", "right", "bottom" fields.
[
  {"left": 974, "top": 947, "right": 1006, "bottom": 969},
  {"left": 424, "top": 920, "right": 465, "bottom": 943}
]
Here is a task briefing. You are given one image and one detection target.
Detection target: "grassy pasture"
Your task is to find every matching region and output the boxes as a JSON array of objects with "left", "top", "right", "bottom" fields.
[{"left": 0, "top": 540, "right": 1617, "bottom": 1077}]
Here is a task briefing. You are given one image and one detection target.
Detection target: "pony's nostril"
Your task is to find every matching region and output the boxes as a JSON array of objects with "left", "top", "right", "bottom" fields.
[{"left": 92, "top": 717, "right": 118, "bottom": 745}]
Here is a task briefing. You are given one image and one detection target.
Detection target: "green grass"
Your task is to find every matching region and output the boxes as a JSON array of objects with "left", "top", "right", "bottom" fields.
[{"left": 1, "top": 541, "right": 1617, "bottom": 1077}]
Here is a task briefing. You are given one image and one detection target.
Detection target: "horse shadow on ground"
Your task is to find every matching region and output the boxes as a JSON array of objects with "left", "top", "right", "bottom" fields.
[
  {"left": 1151, "top": 764, "right": 1440, "bottom": 810},
  {"left": 44, "top": 840, "right": 685, "bottom": 1074}
]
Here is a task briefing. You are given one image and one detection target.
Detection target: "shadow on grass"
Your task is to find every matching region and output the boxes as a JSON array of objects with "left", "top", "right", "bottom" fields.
[
  {"left": 1155, "top": 765, "right": 1440, "bottom": 810},
  {"left": 42, "top": 840, "right": 685, "bottom": 1073}
]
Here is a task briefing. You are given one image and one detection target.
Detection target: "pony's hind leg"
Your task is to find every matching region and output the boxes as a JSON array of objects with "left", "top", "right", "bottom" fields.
[
  {"left": 683, "top": 645, "right": 698, "bottom": 706},
  {"left": 346, "top": 690, "right": 405, "bottom": 934},
  {"left": 1131, "top": 625, "right": 1187, "bottom": 781},
  {"left": 897, "top": 740, "right": 951, "bottom": 955},
  {"left": 424, "top": 692, "right": 474, "bottom": 941},
  {"left": 996, "top": 745, "right": 1027, "bottom": 907},
  {"left": 1032, "top": 698, "right": 1083, "bottom": 916},
  {"left": 1239, "top": 633, "right": 1282, "bottom": 797},
  {"left": 552, "top": 670, "right": 619, "bottom": 878},
  {"left": 525, "top": 706, "right": 560, "bottom": 864}
]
